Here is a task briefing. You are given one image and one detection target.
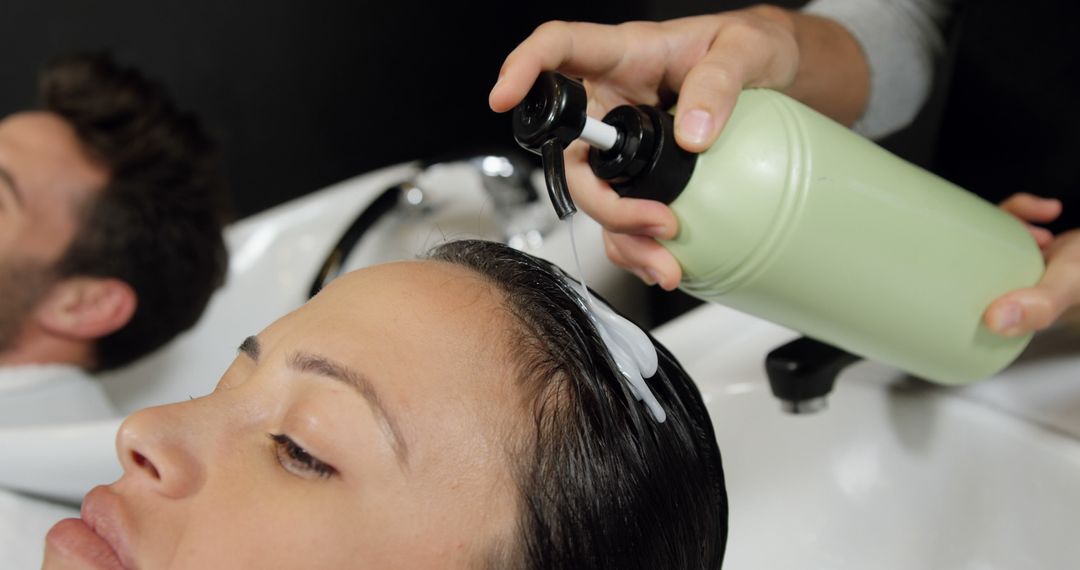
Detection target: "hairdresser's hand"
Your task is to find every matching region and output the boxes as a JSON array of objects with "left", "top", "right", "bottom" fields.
[
  {"left": 491, "top": 8, "right": 803, "bottom": 154},
  {"left": 984, "top": 193, "right": 1080, "bottom": 336},
  {"left": 489, "top": 8, "right": 803, "bottom": 289}
]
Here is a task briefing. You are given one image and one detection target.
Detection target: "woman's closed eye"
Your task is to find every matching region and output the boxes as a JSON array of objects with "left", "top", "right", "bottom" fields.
[{"left": 269, "top": 433, "right": 338, "bottom": 479}]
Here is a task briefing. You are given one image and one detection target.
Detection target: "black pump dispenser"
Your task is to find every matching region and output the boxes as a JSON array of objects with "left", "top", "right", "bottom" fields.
[
  {"left": 512, "top": 71, "right": 587, "bottom": 219},
  {"left": 511, "top": 72, "right": 697, "bottom": 220}
]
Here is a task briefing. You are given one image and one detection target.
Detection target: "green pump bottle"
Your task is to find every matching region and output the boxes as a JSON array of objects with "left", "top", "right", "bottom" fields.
[{"left": 512, "top": 72, "right": 1044, "bottom": 384}]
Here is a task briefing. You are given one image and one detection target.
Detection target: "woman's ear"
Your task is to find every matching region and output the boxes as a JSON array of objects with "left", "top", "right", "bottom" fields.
[{"left": 35, "top": 277, "right": 138, "bottom": 341}]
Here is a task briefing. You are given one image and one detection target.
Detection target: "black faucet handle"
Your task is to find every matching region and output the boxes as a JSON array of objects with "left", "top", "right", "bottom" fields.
[{"left": 765, "top": 336, "right": 863, "bottom": 414}]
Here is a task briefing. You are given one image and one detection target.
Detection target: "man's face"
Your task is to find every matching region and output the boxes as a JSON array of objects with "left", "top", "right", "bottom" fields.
[{"left": 0, "top": 112, "right": 109, "bottom": 349}]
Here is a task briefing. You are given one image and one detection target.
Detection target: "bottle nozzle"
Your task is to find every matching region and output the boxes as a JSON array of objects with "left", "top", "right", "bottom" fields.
[
  {"left": 510, "top": 72, "right": 693, "bottom": 217},
  {"left": 512, "top": 71, "right": 588, "bottom": 151},
  {"left": 580, "top": 116, "right": 619, "bottom": 151},
  {"left": 511, "top": 72, "right": 618, "bottom": 220},
  {"left": 540, "top": 139, "right": 575, "bottom": 219}
]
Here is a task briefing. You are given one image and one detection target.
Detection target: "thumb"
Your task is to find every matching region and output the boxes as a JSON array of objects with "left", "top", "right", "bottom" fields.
[
  {"left": 984, "top": 289, "right": 1061, "bottom": 337},
  {"left": 673, "top": 60, "right": 742, "bottom": 153},
  {"left": 984, "top": 229, "right": 1080, "bottom": 336}
]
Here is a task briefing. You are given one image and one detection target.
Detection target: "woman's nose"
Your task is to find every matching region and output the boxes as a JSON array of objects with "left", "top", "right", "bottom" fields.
[{"left": 115, "top": 403, "right": 205, "bottom": 498}]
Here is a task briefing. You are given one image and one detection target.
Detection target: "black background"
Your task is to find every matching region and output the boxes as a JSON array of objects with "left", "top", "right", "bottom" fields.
[
  {"left": 0, "top": 0, "right": 811, "bottom": 219},
  {"left": 1, "top": 1, "right": 1072, "bottom": 227},
  {"left": 933, "top": 0, "right": 1079, "bottom": 234}
]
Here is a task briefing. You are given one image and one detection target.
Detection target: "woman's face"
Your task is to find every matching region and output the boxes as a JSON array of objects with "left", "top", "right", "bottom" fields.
[{"left": 44, "top": 261, "right": 523, "bottom": 569}]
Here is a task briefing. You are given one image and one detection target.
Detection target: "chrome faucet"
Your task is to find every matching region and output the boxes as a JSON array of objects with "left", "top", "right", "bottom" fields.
[
  {"left": 472, "top": 153, "right": 538, "bottom": 213},
  {"left": 466, "top": 152, "right": 554, "bottom": 251},
  {"left": 309, "top": 149, "right": 556, "bottom": 298}
]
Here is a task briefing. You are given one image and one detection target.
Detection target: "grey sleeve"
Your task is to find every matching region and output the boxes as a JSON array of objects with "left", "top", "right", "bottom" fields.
[{"left": 803, "top": 0, "right": 957, "bottom": 139}]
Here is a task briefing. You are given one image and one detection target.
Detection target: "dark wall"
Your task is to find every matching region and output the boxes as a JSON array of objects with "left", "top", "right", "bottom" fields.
[
  {"left": 0, "top": 1, "right": 653, "bottom": 218},
  {"left": 932, "top": 0, "right": 1080, "bottom": 233},
  {"left": 1, "top": 0, "right": 960, "bottom": 223},
  {"left": 1, "top": 1, "right": 831, "bottom": 219}
]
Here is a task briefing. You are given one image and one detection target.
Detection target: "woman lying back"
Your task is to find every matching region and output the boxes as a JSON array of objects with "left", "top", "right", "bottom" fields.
[{"left": 44, "top": 239, "right": 728, "bottom": 569}]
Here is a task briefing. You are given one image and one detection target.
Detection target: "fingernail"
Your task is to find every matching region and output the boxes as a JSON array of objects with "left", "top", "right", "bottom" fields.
[
  {"left": 644, "top": 225, "right": 671, "bottom": 239},
  {"left": 678, "top": 109, "right": 713, "bottom": 146},
  {"left": 994, "top": 302, "right": 1022, "bottom": 332},
  {"left": 630, "top": 267, "right": 660, "bottom": 285},
  {"left": 645, "top": 268, "right": 663, "bottom": 286}
]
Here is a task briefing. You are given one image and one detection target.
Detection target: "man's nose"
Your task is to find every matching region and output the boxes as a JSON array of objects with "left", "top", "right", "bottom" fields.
[{"left": 115, "top": 403, "right": 206, "bottom": 498}]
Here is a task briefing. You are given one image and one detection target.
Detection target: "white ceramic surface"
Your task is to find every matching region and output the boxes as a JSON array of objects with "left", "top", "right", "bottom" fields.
[
  {"left": 101, "top": 160, "right": 644, "bottom": 414},
  {"left": 0, "top": 160, "right": 644, "bottom": 503},
  {"left": 655, "top": 304, "right": 1080, "bottom": 570},
  {"left": 0, "top": 488, "right": 78, "bottom": 569}
]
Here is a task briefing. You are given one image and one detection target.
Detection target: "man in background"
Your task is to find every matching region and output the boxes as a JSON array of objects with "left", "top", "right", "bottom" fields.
[{"left": 0, "top": 53, "right": 229, "bottom": 425}]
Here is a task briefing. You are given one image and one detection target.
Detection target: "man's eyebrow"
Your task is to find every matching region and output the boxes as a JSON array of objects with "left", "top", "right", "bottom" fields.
[
  {"left": 288, "top": 350, "right": 410, "bottom": 468},
  {"left": 0, "top": 166, "right": 23, "bottom": 206}
]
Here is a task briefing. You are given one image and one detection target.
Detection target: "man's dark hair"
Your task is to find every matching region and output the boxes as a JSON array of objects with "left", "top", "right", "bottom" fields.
[
  {"left": 40, "top": 53, "right": 229, "bottom": 371},
  {"left": 429, "top": 240, "right": 728, "bottom": 569}
]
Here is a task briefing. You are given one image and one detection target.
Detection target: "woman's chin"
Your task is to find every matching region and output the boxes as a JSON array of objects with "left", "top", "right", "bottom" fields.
[{"left": 43, "top": 518, "right": 128, "bottom": 570}]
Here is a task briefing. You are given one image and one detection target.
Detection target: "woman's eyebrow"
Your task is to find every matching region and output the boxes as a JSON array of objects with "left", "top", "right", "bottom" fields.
[
  {"left": 0, "top": 166, "right": 23, "bottom": 207},
  {"left": 287, "top": 350, "right": 410, "bottom": 468},
  {"left": 239, "top": 336, "right": 260, "bottom": 360}
]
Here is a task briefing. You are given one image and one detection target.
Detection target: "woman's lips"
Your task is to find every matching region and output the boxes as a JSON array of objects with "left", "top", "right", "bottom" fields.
[
  {"left": 45, "top": 518, "right": 128, "bottom": 570},
  {"left": 45, "top": 486, "right": 134, "bottom": 570}
]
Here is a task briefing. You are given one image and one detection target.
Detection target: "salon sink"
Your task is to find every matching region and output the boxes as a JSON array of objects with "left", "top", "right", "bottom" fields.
[
  {"left": 0, "top": 157, "right": 647, "bottom": 504},
  {"left": 655, "top": 305, "right": 1080, "bottom": 570},
  {"left": 5, "top": 157, "right": 1080, "bottom": 567},
  {"left": 102, "top": 159, "right": 644, "bottom": 416}
]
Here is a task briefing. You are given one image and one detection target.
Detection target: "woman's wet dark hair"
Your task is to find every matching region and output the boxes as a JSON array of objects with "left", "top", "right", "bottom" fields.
[{"left": 428, "top": 240, "right": 728, "bottom": 570}]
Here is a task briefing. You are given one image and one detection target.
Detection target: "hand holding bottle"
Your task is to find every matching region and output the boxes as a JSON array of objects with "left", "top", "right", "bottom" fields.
[
  {"left": 490, "top": 7, "right": 868, "bottom": 289},
  {"left": 985, "top": 194, "right": 1080, "bottom": 336},
  {"left": 495, "top": 24, "right": 1044, "bottom": 383}
]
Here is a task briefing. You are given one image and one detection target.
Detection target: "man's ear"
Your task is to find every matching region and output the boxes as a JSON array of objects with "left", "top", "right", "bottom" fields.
[{"left": 35, "top": 277, "right": 138, "bottom": 341}]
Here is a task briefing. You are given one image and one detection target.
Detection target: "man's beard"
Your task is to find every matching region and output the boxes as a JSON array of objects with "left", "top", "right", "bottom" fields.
[{"left": 0, "top": 258, "right": 58, "bottom": 354}]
